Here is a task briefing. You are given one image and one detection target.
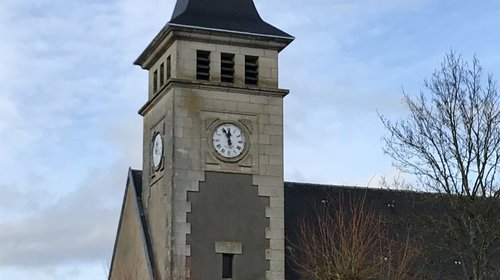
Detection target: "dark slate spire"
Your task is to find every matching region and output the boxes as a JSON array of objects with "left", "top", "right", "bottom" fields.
[{"left": 169, "top": 0, "right": 293, "bottom": 39}]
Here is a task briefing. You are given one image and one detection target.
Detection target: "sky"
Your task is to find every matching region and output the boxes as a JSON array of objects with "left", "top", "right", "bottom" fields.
[{"left": 0, "top": 0, "right": 499, "bottom": 279}]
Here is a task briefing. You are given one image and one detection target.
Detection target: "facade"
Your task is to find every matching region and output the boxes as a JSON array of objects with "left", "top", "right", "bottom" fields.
[{"left": 109, "top": 0, "right": 294, "bottom": 279}]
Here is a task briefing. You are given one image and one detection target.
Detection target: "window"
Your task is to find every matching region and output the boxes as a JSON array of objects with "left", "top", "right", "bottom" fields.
[
  {"left": 222, "top": 254, "right": 233, "bottom": 279},
  {"left": 196, "top": 50, "right": 210, "bottom": 81},
  {"left": 153, "top": 70, "right": 158, "bottom": 92},
  {"left": 245, "top": 55, "right": 258, "bottom": 85},
  {"left": 221, "top": 53, "right": 235, "bottom": 83},
  {"left": 159, "top": 63, "right": 165, "bottom": 86},
  {"left": 166, "top": 55, "right": 171, "bottom": 80}
]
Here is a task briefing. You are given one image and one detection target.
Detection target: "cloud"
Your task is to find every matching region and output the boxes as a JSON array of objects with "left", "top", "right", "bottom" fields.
[
  {"left": 0, "top": 0, "right": 146, "bottom": 275},
  {"left": 0, "top": 262, "right": 107, "bottom": 280},
  {"left": 1, "top": 0, "right": 500, "bottom": 279},
  {"left": 0, "top": 0, "right": 151, "bottom": 195},
  {"left": 0, "top": 159, "right": 128, "bottom": 267}
]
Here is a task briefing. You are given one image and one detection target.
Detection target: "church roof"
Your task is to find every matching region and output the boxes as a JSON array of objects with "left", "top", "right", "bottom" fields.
[
  {"left": 108, "top": 169, "right": 157, "bottom": 280},
  {"left": 168, "top": 0, "right": 293, "bottom": 39},
  {"left": 283, "top": 182, "right": 486, "bottom": 279}
]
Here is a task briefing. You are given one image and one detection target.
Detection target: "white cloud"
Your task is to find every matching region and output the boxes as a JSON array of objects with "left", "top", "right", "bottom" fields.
[
  {"left": 0, "top": 1, "right": 146, "bottom": 277},
  {"left": 0, "top": 159, "right": 129, "bottom": 267},
  {"left": 0, "top": 262, "right": 107, "bottom": 280},
  {"left": 1, "top": 0, "right": 500, "bottom": 279}
]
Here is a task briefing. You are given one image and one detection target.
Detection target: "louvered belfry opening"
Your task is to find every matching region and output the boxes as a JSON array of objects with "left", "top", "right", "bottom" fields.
[
  {"left": 196, "top": 50, "right": 210, "bottom": 80},
  {"left": 153, "top": 70, "right": 158, "bottom": 92},
  {"left": 245, "top": 55, "right": 258, "bottom": 85},
  {"left": 221, "top": 53, "right": 235, "bottom": 83},
  {"left": 166, "top": 55, "right": 171, "bottom": 80},
  {"left": 160, "top": 62, "right": 165, "bottom": 86}
]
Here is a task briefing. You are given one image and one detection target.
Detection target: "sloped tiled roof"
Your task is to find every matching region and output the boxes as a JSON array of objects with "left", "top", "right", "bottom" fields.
[{"left": 283, "top": 182, "right": 490, "bottom": 279}]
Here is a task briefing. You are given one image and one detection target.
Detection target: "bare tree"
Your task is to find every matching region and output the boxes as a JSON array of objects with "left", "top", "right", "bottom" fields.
[
  {"left": 288, "top": 195, "right": 421, "bottom": 280},
  {"left": 381, "top": 52, "right": 500, "bottom": 280}
]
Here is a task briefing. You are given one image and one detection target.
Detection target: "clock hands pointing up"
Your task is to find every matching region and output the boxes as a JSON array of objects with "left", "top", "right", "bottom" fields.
[
  {"left": 214, "top": 124, "right": 244, "bottom": 159},
  {"left": 221, "top": 127, "right": 232, "bottom": 146}
]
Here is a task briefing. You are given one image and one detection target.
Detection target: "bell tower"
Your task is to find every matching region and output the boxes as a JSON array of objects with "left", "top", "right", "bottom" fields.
[{"left": 124, "top": 1, "right": 293, "bottom": 279}]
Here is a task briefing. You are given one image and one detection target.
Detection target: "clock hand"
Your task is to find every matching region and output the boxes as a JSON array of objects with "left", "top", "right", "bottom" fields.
[{"left": 227, "top": 129, "right": 232, "bottom": 146}]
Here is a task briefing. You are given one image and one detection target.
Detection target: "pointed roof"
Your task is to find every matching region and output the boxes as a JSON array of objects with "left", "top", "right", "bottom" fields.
[
  {"left": 168, "top": 0, "right": 293, "bottom": 39},
  {"left": 108, "top": 169, "right": 157, "bottom": 280}
]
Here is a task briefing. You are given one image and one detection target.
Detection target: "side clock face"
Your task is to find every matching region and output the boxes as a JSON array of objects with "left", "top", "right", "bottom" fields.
[
  {"left": 152, "top": 133, "right": 163, "bottom": 169},
  {"left": 212, "top": 123, "right": 246, "bottom": 159}
]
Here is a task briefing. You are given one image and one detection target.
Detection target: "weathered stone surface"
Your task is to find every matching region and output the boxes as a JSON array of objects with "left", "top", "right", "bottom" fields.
[{"left": 112, "top": 4, "right": 290, "bottom": 277}]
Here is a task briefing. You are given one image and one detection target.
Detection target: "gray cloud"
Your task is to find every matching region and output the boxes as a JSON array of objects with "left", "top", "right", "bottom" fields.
[
  {"left": 0, "top": 159, "right": 129, "bottom": 267},
  {"left": 1, "top": 0, "right": 500, "bottom": 279},
  {"left": 0, "top": 0, "right": 150, "bottom": 274}
]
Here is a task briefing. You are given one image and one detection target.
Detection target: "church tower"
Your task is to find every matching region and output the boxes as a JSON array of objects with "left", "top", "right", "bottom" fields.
[{"left": 108, "top": 1, "right": 293, "bottom": 279}]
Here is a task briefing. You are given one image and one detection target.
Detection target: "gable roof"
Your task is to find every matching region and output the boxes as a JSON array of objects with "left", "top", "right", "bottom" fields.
[
  {"left": 168, "top": 0, "right": 293, "bottom": 40},
  {"left": 108, "top": 169, "right": 157, "bottom": 280}
]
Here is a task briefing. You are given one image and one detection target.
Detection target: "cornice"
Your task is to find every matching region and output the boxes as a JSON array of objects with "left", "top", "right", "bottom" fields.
[{"left": 138, "top": 79, "right": 289, "bottom": 116}]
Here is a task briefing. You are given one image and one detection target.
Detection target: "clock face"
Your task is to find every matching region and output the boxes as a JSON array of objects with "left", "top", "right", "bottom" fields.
[
  {"left": 212, "top": 123, "right": 246, "bottom": 159},
  {"left": 152, "top": 133, "right": 163, "bottom": 169}
]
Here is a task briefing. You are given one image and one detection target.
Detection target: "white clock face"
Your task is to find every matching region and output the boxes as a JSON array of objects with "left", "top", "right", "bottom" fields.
[
  {"left": 152, "top": 133, "right": 163, "bottom": 168},
  {"left": 212, "top": 123, "right": 246, "bottom": 159}
]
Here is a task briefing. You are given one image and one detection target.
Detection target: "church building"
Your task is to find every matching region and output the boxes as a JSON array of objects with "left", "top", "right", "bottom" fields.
[{"left": 108, "top": 1, "right": 499, "bottom": 279}]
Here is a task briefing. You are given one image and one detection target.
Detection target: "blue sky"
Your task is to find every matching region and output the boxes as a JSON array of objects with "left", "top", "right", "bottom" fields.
[{"left": 0, "top": 0, "right": 499, "bottom": 279}]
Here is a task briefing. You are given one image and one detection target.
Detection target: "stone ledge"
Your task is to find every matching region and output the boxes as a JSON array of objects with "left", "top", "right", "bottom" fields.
[{"left": 214, "top": 241, "right": 243, "bottom": 254}]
